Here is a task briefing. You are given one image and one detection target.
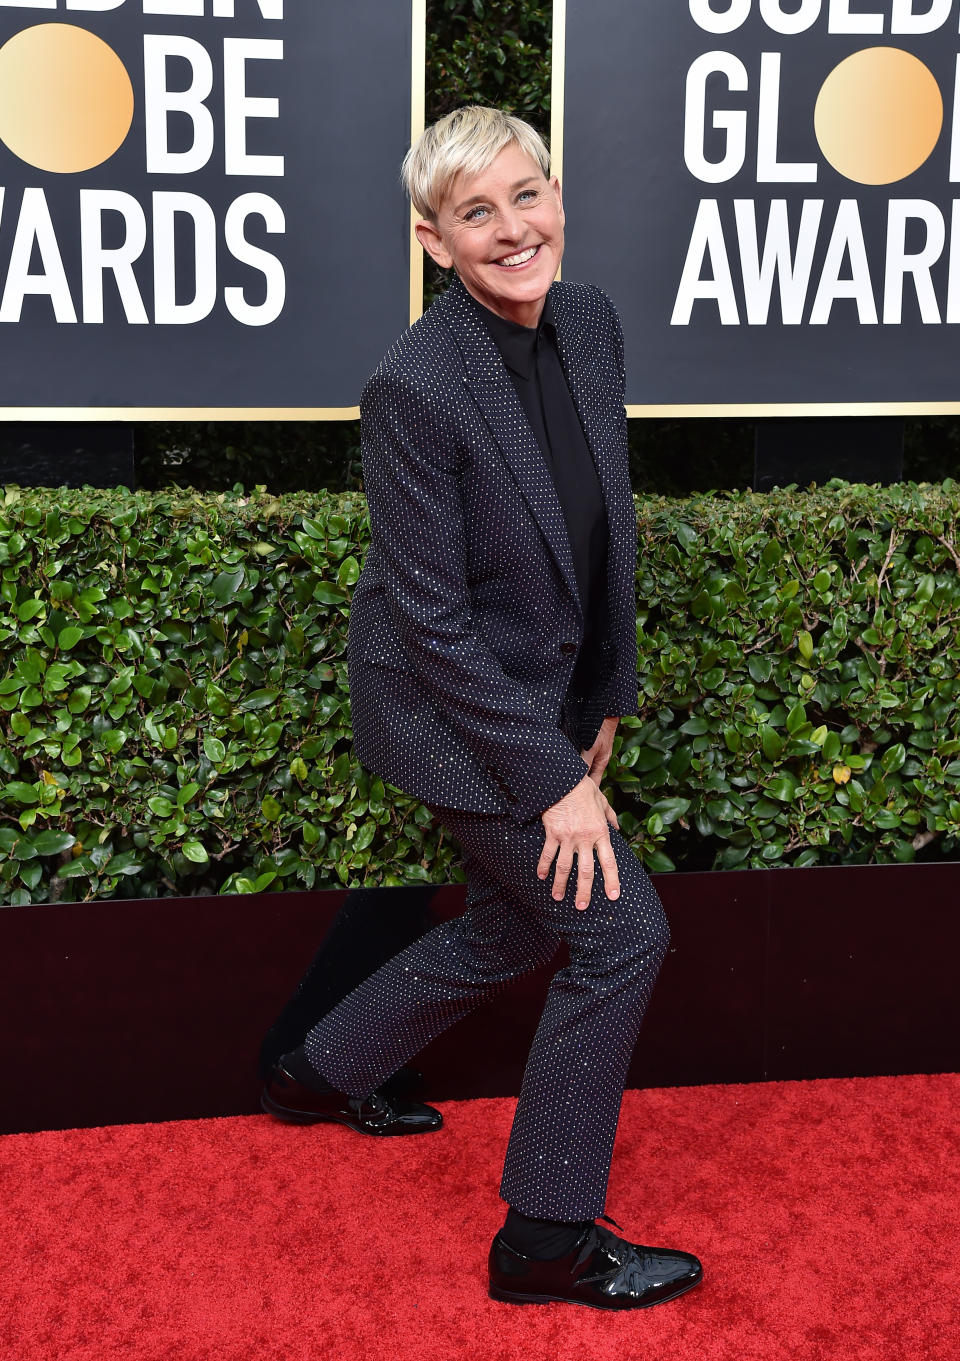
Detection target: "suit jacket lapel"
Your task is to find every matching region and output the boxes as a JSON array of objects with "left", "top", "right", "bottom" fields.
[
  {"left": 549, "top": 285, "right": 619, "bottom": 538},
  {"left": 439, "top": 276, "right": 583, "bottom": 616}
]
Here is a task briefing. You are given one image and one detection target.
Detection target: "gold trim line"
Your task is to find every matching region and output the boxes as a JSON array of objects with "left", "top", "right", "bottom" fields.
[
  {"left": 626, "top": 402, "right": 960, "bottom": 418},
  {"left": 550, "top": 0, "right": 566, "bottom": 284},
  {"left": 409, "top": 0, "right": 427, "bottom": 325},
  {"left": 0, "top": 407, "right": 361, "bottom": 421}
]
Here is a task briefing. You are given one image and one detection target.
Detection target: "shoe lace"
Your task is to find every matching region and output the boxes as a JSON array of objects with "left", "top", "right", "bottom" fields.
[
  {"left": 576, "top": 1217, "right": 655, "bottom": 1292},
  {"left": 349, "top": 1090, "right": 391, "bottom": 1120}
]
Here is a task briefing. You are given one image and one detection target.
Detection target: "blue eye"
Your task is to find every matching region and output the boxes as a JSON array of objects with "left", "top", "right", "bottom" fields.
[{"left": 464, "top": 205, "right": 489, "bottom": 222}]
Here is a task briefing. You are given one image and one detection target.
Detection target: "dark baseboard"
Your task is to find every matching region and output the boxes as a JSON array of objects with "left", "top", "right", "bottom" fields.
[{"left": 2, "top": 862, "right": 958, "bottom": 1135}]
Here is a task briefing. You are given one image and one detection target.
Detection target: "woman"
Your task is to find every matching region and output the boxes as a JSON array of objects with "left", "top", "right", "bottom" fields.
[{"left": 262, "top": 106, "right": 702, "bottom": 1311}]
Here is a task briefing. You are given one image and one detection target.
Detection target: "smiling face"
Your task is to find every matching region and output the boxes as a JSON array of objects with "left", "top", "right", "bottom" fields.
[{"left": 415, "top": 141, "right": 565, "bottom": 328}]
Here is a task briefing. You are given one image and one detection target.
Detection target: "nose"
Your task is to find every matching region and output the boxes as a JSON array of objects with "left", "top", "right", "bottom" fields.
[{"left": 495, "top": 204, "right": 524, "bottom": 242}]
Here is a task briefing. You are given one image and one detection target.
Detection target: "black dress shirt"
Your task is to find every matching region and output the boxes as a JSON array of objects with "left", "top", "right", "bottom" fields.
[{"left": 472, "top": 291, "right": 609, "bottom": 697}]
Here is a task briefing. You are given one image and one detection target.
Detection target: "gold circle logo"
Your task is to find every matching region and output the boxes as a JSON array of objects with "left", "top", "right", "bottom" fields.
[
  {"left": 814, "top": 47, "right": 943, "bottom": 186},
  {"left": 0, "top": 23, "right": 133, "bottom": 174}
]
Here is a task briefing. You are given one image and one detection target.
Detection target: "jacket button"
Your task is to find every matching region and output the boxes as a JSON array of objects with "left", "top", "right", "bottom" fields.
[{"left": 560, "top": 642, "right": 578, "bottom": 655}]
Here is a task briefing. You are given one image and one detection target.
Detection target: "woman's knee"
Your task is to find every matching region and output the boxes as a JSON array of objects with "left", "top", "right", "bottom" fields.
[
  {"left": 616, "top": 881, "right": 670, "bottom": 972},
  {"left": 593, "top": 844, "right": 671, "bottom": 973}
]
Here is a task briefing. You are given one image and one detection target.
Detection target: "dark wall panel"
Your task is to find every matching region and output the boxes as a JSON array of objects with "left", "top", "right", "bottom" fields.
[{"left": 2, "top": 863, "right": 958, "bottom": 1135}]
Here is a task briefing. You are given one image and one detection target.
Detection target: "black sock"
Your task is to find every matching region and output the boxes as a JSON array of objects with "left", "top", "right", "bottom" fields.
[
  {"left": 501, "top": 1207, "right": 592, "bottom": 1260},
  {"left": 279, "top": 1044, "right": 335, "bottom": 1093}
]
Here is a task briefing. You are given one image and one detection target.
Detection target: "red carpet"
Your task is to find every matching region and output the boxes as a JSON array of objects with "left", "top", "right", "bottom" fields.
[{"left": 2, "top": 1073, "right": 957, "bottom": 1361}]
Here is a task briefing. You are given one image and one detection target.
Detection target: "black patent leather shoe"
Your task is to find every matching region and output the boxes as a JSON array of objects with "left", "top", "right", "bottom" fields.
[
  {"left": 488, "top": 1222, "right": 702, "bottom": 1310},
  {"left": 260, "top": 1061, "right": 443, "bottom": 1136}
]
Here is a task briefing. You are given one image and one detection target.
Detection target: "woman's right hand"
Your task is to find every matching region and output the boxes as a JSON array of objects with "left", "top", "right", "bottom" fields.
[{"left": 538, "top": 775, "right": 620, "bottom": 912}]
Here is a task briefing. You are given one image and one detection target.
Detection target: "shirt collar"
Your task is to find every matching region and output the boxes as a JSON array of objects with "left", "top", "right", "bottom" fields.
[{"left": 467, "top": 289, "right": 557, "bottom": 381}]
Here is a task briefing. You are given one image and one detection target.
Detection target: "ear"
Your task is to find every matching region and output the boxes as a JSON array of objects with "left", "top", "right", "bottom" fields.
[
  {"left": 550, "top": 175, "right": 565, "bottom": 225},
  {"left": 415, "top": 218, "right": 454, "bottom": 271}
]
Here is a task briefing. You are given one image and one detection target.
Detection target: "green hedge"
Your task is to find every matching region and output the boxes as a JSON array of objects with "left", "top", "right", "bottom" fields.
[
  {"left": 630, "top": 479, "right": 960, "bottom": 872},
  {"left": 2, "top": 480, "right": 959, "bottom": 904}
]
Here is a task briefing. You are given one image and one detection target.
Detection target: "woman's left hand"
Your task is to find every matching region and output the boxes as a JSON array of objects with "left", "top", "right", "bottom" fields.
[{"left": 581, "top": 716, "right": 620, "bottom": 788}]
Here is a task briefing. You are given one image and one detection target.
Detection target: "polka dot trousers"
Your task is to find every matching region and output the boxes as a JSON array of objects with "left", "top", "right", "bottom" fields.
[{"left": 304, "top": 807, "right": 670, "bottom": 1222}]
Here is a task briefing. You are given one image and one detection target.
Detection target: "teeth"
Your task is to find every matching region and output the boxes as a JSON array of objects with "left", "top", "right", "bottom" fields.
[{"left": 498, "top": 246, "right": 538, "bottom": 267}]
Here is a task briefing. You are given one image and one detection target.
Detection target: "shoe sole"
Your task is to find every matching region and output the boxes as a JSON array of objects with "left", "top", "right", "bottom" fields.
[
  {"left": 488, "top": 1272, "right": 702, "bottom": 1310},
  {"left": 260, "top": 1089, "right": 443, "bottom": 1136}
]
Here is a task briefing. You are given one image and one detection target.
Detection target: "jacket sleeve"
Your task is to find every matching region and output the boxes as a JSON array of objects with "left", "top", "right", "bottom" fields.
[
  {"left": 360, "top": 365, "right": 589, "bottom": 822},
  {"left": 594, "top": 291, "right": 640, "bottom": 719}
]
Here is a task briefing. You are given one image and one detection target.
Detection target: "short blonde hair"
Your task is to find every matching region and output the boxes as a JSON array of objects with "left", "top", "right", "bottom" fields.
[{"left": 402, "top": 106, "right": 551, "bottom": 220}]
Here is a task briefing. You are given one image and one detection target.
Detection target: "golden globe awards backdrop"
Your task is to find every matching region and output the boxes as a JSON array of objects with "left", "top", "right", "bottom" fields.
[
  {"left": 555, "top": 0, "right": 960, "bottom": 414},
  {"left": 0, "top": 0, "right": 425, "bottom": 416}
]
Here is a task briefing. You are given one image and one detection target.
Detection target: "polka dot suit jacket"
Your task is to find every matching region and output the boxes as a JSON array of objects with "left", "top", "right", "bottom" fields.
[{"left": 348, "top": 273, "right": 639, "bottom": 824}]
